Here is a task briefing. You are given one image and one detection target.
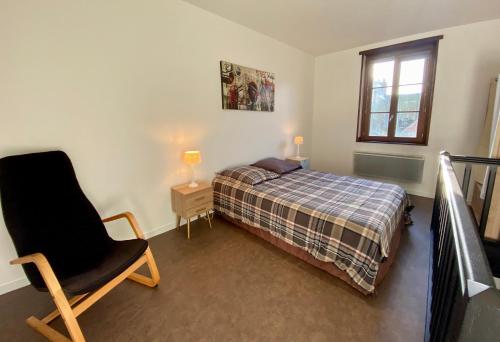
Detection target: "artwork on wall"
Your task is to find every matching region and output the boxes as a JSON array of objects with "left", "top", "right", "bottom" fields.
[{"left": 220, "top": 61, "right": 275, "bottom": 111}]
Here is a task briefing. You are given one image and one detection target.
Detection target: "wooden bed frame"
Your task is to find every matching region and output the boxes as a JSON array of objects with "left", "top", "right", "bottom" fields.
[{"left": 218, "top": 212, "right": 404, "bottom": 295}]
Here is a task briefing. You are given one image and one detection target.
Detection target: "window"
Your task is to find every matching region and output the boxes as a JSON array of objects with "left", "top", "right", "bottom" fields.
[{"left": 357, "top": 36, "right": 442, "bottom": 145}]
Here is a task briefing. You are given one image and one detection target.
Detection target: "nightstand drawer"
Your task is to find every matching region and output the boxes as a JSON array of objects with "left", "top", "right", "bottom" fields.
[
  {"left": 185, "top": 190, "right": 213, "bottom": 209},
  {"left": 185, "top": 201, "right": 213, "bottom": 217}
]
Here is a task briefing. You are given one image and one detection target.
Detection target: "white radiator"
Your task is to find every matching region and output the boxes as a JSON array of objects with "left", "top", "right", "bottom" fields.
[{"left": 353, "top": 152, "right": 424, "bottom": 182}]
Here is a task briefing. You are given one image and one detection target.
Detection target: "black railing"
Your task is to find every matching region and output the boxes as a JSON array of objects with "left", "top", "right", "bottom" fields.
[{"left": 425, "top": 151, "right": 500, "bottom": 342}]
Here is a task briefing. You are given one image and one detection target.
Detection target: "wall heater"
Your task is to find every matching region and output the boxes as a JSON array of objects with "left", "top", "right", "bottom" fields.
[{"left": 353, "top": 151, "right": 425, "bottom": 182}]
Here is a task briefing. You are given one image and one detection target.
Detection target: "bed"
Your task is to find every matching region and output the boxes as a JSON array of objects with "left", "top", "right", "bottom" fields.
[{"left": 212, "top": 164, "right": 412, "bottom": 295}]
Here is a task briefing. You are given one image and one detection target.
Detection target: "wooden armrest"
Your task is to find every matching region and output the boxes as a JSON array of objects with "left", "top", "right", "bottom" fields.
[
  {"left": 10, "top": 253, "right": 64, "bottom": 293},
  {"left": 102, "top": 211, "right": 145, "bottom": 239},
  {"left": 10, "top": 252, "right": 49, "bottom": 266}
]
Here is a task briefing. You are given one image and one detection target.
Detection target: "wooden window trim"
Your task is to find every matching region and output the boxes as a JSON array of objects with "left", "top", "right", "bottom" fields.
[{"left": 356, "top": 35, "right": 443, "bottom": 145}]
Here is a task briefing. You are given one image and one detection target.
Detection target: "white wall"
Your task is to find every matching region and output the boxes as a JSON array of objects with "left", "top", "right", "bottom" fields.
[
  {"left": 312, "top": 19, "right": 500, "bottom": 198},
  {"left": 0, "top": 0, "right": 314, "bottom": 294}
]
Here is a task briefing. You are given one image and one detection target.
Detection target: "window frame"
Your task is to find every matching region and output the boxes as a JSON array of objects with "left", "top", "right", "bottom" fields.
[{"left": 356, "top": 35, "right": 443, "bottom": 145}]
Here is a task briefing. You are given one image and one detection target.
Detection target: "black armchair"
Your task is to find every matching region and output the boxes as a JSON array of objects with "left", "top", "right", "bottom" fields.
[{"left": 0, "top": 151, "right": 160, "bottom": 342}]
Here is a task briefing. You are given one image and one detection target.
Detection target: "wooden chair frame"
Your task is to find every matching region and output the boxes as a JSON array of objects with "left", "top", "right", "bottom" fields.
[{"left": 10, "top": 211, "right": 160, "bottom": 342}]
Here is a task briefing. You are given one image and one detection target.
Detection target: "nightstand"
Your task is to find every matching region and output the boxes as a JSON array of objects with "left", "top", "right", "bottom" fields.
[
  {"left": 171, "top": 181, "right": 213, "bottom": 239},
  {"left": 286, "top": 156, "right": 310, "bottom": 170}
]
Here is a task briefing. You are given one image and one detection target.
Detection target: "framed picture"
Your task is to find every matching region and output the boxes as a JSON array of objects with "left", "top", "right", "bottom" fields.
[{"left": 220, "top": 61, "right": 275, "bottom": 111}]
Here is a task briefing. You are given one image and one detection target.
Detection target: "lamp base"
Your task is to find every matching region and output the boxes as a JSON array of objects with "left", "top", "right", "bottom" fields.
[{"left": 188, "top": 181, "right": 199, "bottom": 188}]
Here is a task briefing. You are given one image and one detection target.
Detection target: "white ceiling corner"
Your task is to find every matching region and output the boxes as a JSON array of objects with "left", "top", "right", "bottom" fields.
[{"left": 183, "top": 0, "right": 500, "bottom": 56}]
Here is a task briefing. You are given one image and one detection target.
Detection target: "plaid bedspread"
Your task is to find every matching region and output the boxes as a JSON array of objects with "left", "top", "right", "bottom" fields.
[{"left": 212, "top": 168, "right": 410, "bottom": 293}]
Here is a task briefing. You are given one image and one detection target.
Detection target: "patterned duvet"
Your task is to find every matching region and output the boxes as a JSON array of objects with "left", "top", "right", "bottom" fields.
[{"left": 212, "top": 168, "right": 411, "bottom": 293}]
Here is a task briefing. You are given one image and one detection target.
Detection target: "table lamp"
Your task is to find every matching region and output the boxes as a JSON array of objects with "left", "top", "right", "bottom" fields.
[
  {"left": 183, "top": 150, "right": 201, "bottom": 188},
  {"left": 294, "top": 136, "right": 303, "bottom": 158}
]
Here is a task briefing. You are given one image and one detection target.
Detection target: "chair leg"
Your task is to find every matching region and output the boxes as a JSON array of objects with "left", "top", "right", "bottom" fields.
[
  {"left": 27, "top": 288, "right": 86, "bottom": 342},
  {"left": 42, "top": 294, "right": 88, "bottom": 324},
  {"left": 11, "top": 246, "right": 160, "bottom": 342},
  {"left": 20, "top": 257, "right": 86, "bottom": 341},
  {"left": 51, "top": 288, "right": 86, "bottom": 342},
  {"left": 27, "top": 316, "right": 72, "bottom": 342},
  {"left": 127, "top": 247, "right": 160, "bottom": 287},
  {"left": 38, "top": 250, "right": 159, "bottom": 336}
]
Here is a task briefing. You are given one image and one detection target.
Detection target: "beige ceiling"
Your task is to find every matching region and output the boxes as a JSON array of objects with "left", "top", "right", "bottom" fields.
[{"left": 183, "top": 0, "right": 500, "bottom": 56}]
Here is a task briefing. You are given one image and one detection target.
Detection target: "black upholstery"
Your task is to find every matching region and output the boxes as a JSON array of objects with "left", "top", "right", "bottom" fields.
[
  {"left": 0, "top": 151, "right": 148, "bottom": 295},
  {"left": 60, "top": 239, "right": 147, "bottom": 294}
]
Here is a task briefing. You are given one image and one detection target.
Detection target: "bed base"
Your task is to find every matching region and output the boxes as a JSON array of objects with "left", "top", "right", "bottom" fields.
[{"left": 218, "top": 212, "right": 404, "bottom": 295}]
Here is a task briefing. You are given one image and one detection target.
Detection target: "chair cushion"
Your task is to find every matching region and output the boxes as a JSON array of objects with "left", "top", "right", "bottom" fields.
[{"left": 59, "top": 239, "right": 148, "bottom": 295}]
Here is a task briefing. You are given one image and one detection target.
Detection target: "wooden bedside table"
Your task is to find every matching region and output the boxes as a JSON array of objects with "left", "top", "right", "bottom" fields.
[
  {"left": 171, "top": 181, "right": 213, "bottom": 239},
  {"left": 286, "top": 156, "right": 310, "bottom": 170}
]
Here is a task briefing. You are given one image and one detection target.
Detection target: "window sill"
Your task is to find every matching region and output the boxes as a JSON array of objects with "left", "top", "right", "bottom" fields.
[{"left": 356, "top": 137, "right": 428, "bottom": 146}]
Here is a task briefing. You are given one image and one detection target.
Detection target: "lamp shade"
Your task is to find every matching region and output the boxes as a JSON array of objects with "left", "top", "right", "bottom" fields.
[
  {"left": 294, "top": 136, "right": 304, "bottom": 145},
  {"left": 183, "top": 150, "right": 201, "bottom": 165}
]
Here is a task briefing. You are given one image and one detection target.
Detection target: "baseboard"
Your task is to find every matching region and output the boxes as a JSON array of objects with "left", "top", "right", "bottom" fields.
[
  {"left": 0, "top": 221, "right": 180, "bottom": 296},
  {"left": 143, "top": 222, "right": 176, "bottom": 239},
  {"left": 407, "top": 190, "right": 435, "bottom": 199},
  {"left": 143, "top": 214, "right": 210, "bottom": 239},
  {"left": 0, "top": 276, "right": 30, "bottom": 296}
]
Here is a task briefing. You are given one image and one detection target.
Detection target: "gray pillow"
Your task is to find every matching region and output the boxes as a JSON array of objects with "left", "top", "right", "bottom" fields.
[
  {"left": 251, "top": 158, "right": 301, "bottom": 174},
  {"left": 218, "top": 166, "right": 280, "bottom": 185}
]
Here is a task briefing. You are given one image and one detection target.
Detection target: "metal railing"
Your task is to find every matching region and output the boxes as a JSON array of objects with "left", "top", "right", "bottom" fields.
[{"left": 425, "top": 151, "right": 500, "bottom": 342}]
